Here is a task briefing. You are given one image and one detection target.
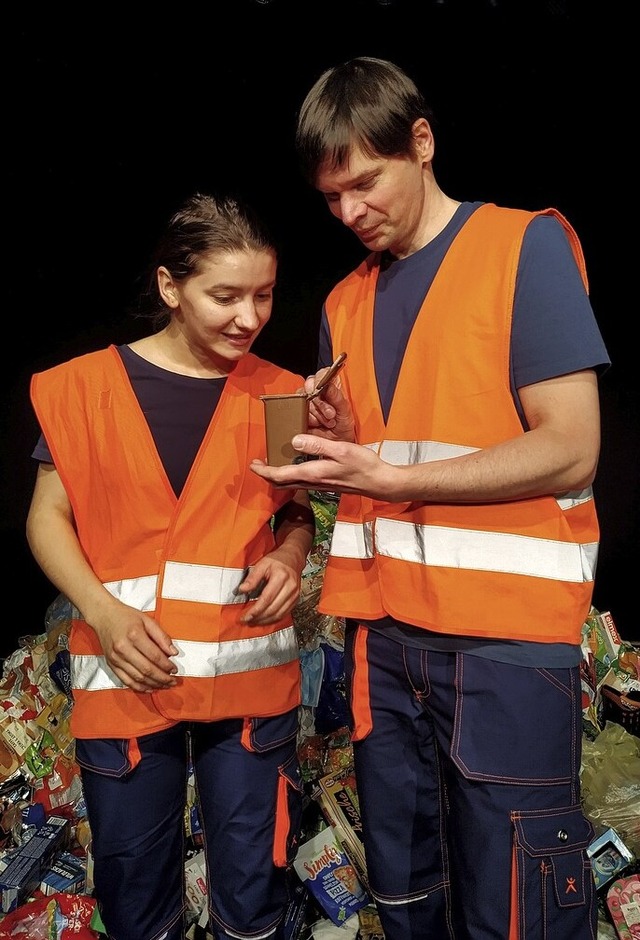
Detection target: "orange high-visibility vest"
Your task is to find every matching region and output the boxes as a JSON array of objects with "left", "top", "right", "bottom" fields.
[
  {"left": 318, "top": 204, "right": 599, "bottom": 644},
  {"left": 31, "top": 346, "right": 305, "bottom": 738}
]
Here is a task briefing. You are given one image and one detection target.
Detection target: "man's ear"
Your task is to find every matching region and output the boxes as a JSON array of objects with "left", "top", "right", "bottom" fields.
[
  {"left": 157, "top": 266, "right": 180, "bottom": 308},
  {"left": 412, "top": 118, "right": 435, "bottom": 162}
]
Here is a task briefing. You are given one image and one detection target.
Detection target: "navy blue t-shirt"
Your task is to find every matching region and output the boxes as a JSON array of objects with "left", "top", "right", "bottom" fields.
[
  {"left": 32, "top": 345, "right": 226, "bottom": 498},
  {"left": 317, "top": 202, "right": 611, "bottom": 666}
]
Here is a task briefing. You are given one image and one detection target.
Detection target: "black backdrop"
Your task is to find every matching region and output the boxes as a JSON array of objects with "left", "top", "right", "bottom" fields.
[{"left": 4, "top": 1, "right": 637, "bottom": 658}]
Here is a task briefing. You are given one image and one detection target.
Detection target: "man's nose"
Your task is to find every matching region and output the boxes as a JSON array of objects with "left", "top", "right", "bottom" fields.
[{"left": 339, "top": 193, "right": 366, "bottom": 226}]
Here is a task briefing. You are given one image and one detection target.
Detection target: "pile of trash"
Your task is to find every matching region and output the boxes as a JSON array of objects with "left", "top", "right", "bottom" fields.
[{"left": 1, "top": 492, "right": 638, "bottom": 938}]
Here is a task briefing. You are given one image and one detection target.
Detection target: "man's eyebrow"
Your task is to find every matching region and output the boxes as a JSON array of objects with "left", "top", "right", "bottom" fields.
[{"left": 320, "top": 169, "right": 380, "bottom": 193}]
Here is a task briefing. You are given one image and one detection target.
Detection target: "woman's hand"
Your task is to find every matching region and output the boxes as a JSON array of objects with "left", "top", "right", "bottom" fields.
[
  {"left": 236, "top": 549, "right": 306, "bottom": 625},
  {"left": 89, "top": 601, "right": 179, "bottom": 693}
]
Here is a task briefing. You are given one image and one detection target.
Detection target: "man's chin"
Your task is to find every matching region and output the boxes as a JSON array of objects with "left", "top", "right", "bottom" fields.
[{"left": 357, "top": 231, "right": 387, "bottom": 250}]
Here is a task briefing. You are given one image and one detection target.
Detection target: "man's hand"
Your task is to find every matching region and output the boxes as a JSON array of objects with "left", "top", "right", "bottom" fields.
[
  {"left": 250, "top": 434, "right": 397, "bottom": 500},
  {"left": 252, "top": 370, "right": 604, "bottom": 505},
  {"left": 304, "top": 371, "right": 356, "bottom": 443}
]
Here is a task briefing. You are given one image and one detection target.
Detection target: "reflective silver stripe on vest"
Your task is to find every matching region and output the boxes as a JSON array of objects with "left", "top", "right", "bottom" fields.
[
  {"left": 330, "top": 521, "right": 376, "bottom": 559},
  {"left": 71, "top": 655, "right": 127, "bottom": 691},
  {"left": 555, "top": 487, "right": 594, "bottom": 511},
  {"left": 376, "top": 439, "right": 477, "bottom": 463},
  {"left": 330, "top": 517, "right": 598, "bottom": 583},
  {"left": 104, "top": 563, "right": 265, "bottom": 610},
  {"left": 372, "top": 440, "right": 595, "bottom": 513},
  {"left": 161, "top": 561, "right": 248, "bottom": 605},
  {"left": 104, "top": 575, "right": 158, "bottom": 611},
  {"left": 71, "top": 624, "right": 298, "bottom": 690},
  {"left": 172, "top": 625, "right": 299, "bottom": 677}
]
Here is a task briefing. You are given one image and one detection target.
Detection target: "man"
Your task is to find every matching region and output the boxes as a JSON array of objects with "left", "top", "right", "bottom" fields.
[{"left": 251, "top": 58, "right": 609, "bottom": 939}]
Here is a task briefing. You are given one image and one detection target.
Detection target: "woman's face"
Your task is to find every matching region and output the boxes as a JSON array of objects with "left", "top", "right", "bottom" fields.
[{"left": 161, "top": 248, "right": 276, "bottom": 371}]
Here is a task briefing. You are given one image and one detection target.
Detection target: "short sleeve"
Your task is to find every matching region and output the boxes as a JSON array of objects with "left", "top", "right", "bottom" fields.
[{"left": 512, "top": 215, "right": 610, "bottom": 389}]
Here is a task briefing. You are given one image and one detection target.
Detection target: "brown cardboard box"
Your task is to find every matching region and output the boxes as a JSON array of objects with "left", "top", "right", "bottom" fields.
[{"left": 260, "top": 393, "right": 308, "bottom": 466}]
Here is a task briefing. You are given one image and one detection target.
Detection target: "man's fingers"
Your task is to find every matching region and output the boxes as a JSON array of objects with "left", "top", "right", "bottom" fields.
[{"left": 291, "top": 433, "right": 332, "bottom": 457}]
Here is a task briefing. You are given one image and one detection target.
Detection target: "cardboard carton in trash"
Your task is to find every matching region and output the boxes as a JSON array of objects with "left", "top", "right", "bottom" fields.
[
  {"left": 583, "top": 609, "right": 622, "bottom": 676},
  {"left": 581, "top": 608, "right": 639, "bottom": 732},
  {"left": 0, "top": 814, "right": 69, "bottom": 912},
  {"left": 587, "top": 827, "right": 636, "bottom": 892},
  {"left": 293, "top": 825, "right": 370, "bottom": 926}
]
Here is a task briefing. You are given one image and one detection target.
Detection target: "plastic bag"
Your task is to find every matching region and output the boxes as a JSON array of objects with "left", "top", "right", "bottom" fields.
[
  {"left": 580, "top": 721, "right": 640, "bottom": 857},
  {"left": 0, "top": 892, "right": 98, "bottom": 939}
]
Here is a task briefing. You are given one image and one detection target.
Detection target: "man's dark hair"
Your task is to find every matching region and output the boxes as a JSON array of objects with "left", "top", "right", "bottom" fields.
[{"left": 295, "top": 57, "right": 434, "bottom": 185}]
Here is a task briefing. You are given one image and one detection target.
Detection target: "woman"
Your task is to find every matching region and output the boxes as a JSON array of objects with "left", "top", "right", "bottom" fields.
[{"left": 26, "top": 192, "right": 315, "bottom": 940}]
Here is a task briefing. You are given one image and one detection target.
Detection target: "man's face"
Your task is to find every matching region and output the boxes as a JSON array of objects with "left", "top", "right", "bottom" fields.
[{"left": 315, "top": 143, "right": 426, "bottom": 259}]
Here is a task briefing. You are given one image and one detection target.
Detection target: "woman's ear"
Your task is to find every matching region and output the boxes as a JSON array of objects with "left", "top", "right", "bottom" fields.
[{"left": 157, "top": 266, "right": 180, "bottom": 308}]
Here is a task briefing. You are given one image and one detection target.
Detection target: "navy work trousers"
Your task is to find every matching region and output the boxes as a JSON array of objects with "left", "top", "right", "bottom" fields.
[
  {"left": 344, "top": 625, "right": 597, "bottom": 940},
  {"left": 75, "top": 711, "right": 303, "bottom": 940}
]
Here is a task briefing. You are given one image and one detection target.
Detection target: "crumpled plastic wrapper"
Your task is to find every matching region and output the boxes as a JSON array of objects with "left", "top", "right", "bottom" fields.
[{"left": 580, "top": 721, "right": 640, "bottom": 857}]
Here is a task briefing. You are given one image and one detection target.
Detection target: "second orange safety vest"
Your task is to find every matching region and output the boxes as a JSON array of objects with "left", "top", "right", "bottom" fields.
[{"left": 318, "top": 204, "right": 599, "bottom": 645}]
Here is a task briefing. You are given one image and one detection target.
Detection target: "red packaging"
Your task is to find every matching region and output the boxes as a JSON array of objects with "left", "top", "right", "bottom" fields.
[{"left": 0, "top": 892, "right": 98, "bottom": 939}]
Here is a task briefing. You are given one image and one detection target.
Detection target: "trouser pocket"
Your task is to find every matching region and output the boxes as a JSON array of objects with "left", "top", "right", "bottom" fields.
[
  {"left": 191, "top": 716, "right": 301, "bottom": 935},
  {"left": 512, "top": 805, "right": 597, "bottom": 939},
  {"left": 74, "top": 735, "right": 142, "bottom": 775},
  {"left": 273, "top": 750, "right": 304, "bottom": 867},
  {"left": 238, "top": 709, "right": 303, "bottom": 868}
]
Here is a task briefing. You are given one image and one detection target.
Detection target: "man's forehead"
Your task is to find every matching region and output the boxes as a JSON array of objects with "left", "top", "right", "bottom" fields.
[{"left": 317, "top": 146, "right": 384, "bottom": 189}]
